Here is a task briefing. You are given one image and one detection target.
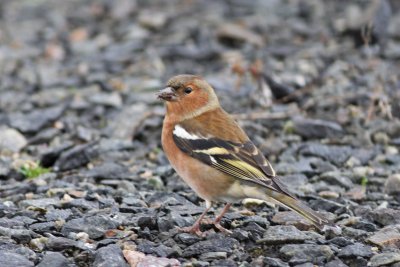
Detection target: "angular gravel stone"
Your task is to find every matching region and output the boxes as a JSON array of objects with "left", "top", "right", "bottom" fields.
[
  {"left": 370, "top": 252, "right": 400, "bottom": 267},
  {"left": 338, "top": 243, "right": 373, "bottom": 258},
  {"left": 292, "top": 117, "right": 344, "bottom": 139},
  {"left": 280, "top": 244, "right": 334, "bottom": 264},
  {"left": 0, "top": 251, "right": 34, "bottom": 267},
  {"left": 0, "top": 127, "right": 27, "bottom": 153},
  {"left": 93, "top": 244, "right": 129, "bottom": 267},
  {"left": 182, "top": 237, "right": 239, "bottom": 257},
  {"left": 257, "top": 225, "right": 311, "bottom": 244},
  {"left": 8, "top": 105, "right": 65, "bottom": 134},
  {"left": 36, "top": 252, "right": 70, "bottom": 267}
]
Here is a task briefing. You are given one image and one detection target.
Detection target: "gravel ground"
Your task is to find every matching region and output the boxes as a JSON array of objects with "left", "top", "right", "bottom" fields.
[{"left": 0, "top": 0, "right": 400, "bottom": 266}]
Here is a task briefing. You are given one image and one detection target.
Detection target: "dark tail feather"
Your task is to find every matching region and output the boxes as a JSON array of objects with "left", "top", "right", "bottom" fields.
[{"left": 268, "top": 191, "right": 332, "bottom": 231}]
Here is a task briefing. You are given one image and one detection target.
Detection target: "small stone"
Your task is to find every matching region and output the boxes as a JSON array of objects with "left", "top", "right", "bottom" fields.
[
  {"left": 62, "top": 215, "right": 120, "bottom": 239},
  {"left": 257, "top": 225, "right": 310, "bottom": 244},
  {"left": 37, "top": 252, "right": 70, "bottom": 267},
  {"left": 46, "top": 235, "right": 78, "bottom": 250},
  {"left": 0, "top": 127, "right": 27, "bottom": 153},
  {"left": 53, "top": 142, "right": 96, "bottom": 171},
  {"left": 292, "top": 117, "right": 344, "bottom": 139},
  {"left": 175, "top": 233, "right": 201, "bottom": 246},
  {"left": 318, "top": 191, "right": 340, "bottom": 199},
  {"left": 0, "top": 251, "right": 34, "bottom": 267},
  {"left": 384, "top": 174, "right": 400, "bottom": 195},
  {"left": 19, "top": 198, "right": 60, "bottom": 209},
  {"left": 199, "top": 252, "right": 227, "bottom": 261},
  {"left": 182, "top": 237, "right": 239, "bottom": 257},
  {"left": 271, "top": 211, "right": 314, "bottom": 230},
  {"left": 338, "top": 243, "right": 373, "bottom": 258},
  {"left": 8, "top": 105, "right": 65, "bottom": 134},
  {"left": 217, "top": 23, "right": 264, "bottom": 47},
  {"left": 88, "top": 92, "right": 122, "bottom": 108},
  {"left": 83, "top": 162, "right": 131, "bottom": 180},
  {"left": 320, "top": 171, "right": 354, "bottom": 189},
  {"left": 367, "top": 225, "right": 400, "bottom": 248},
  {"left": 138, "top": 11, "right": 167, "bottom": 31},
  {"left": 263, "top": 257, "right": 289, "bottom": 267},
  {"left": 369, "top": 252, "right": 400, "bottom": 267},
  {"left": 280, "top": 244, "right": 334, "bottom": 265},
  {"left": 325, "top": 259, "right": 348, "bottom": 267},
  {"left": 137, "top": 255, "right": 180, "bottom": 267},
  {"left": 368, "top": 208, "right": 400, "bottom": 226},
  {"left": 93, "top": 244, "right": 129, "bottom": 267}
]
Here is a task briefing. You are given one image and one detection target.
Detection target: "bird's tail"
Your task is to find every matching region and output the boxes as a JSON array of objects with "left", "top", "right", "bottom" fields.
[
  {"left": 246, "top": 186, "right": 332, "bottom": 231},
  {"left": 270, "top": 190, "right": 332, "bottom": 230}
]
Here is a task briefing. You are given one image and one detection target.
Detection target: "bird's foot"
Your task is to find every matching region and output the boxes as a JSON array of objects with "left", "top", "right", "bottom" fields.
[
  {"left": 178, "top": 224, "right": 206, "bottom": 237},
  {"left": 213, "top": 222, "right": 232, "bottom": 235}
]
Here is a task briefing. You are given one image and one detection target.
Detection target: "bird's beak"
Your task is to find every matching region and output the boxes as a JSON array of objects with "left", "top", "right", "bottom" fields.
[{"left": 157, "top": 87, "right": 177, "bottom": 101}]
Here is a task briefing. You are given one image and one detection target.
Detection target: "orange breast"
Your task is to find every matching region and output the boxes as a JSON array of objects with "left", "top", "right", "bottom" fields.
[{"left": 161, "top": 120, "right": 235, "bottom": 202}]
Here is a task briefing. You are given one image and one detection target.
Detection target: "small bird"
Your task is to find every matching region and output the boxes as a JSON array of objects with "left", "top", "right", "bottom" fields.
[{"left": 158, "top": 74, "right": 331, "bottom": 236}]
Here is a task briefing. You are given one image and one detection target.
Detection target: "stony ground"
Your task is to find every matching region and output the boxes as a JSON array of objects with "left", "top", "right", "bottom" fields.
[{"left": 0, "top": 0, "right": 400, "bottom": 266}]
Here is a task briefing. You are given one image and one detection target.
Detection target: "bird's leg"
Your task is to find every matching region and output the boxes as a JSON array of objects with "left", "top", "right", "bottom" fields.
[
  {"left": 179, "top": 201, "right": 212, "bottom": 236},
  {"left": 212, "top": 203, "right": 232, "bottom": 234}
]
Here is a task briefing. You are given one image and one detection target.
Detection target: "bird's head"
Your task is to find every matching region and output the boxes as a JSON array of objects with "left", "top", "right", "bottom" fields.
[{"left": 158, "top": 74, "right": 219, "bottom": 122}]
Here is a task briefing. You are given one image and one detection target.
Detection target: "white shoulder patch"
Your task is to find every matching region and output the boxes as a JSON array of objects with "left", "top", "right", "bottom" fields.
[{"left": 173, "top": 125, "right": 200, "bottom": 140}]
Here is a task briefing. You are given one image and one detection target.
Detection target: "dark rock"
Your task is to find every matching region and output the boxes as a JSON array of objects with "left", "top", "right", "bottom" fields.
[
  {"left": 325, "top": 259, "right": 348, "bottom": 267},
  {"left": 8, "top": 105, "right": 65, "bottom": 134},
  {"left": 368, "top": 208, "right": 400, "bottom": 226},
  {"left": 175, "top": 233, "right": 201, "bottom": 246},
  {"left": 93, "top": 244, "right": 128, "bottom": 267},
  {"left": 62, "top": 215, "right": 121, "bottom": 239},
  {"left": 292, "top": 117, "right": 344, "bottom": 139},
  {"left": 328, "top": 237, "right": 354, "bottom": 247},
  {"left": 19, "top": 198, "right": 60, "bottom": 209},
  {"left": 136, "top": 240, "right": 178, "bottom": 258},
  {"left": 0, "top": 251, "right": 34, "bottom": 267},
  {"left": 40, "top": 142, "right": 74, "bottom": 168},
  {"left": 54, "top": 142, "right": 97, "bottom": 171},
  {"left": 82, "top": 162, "right": 131, "bottom": 180},
  {"left": 263, "top": 257, "right": 289, "bottom": 267},
  {"left": 27, "top": 128, "right": 60, "bottom": 145},
  {"left": 280, "top": 244, "right": 334, "bottom": 265},
  {"left": 319, "top": 171, "right": 354, "bottom": 189},
  {"left": 183, "top": 237, "right": 239, "bottom": 257},
  {"left": 137, "top": 216, "right": 158, "bottom": 230},
  {"left": 29, "top": 222, "right": 56, "bottom": 233},
  {"left": 338, "top": 243, "right": 373, "bottom": 258},
  {"left": 199, "top": 252, "right": 227, "bottom": 261},
  {"left": 36, "top": 252, "right": 70, "bottom": 267},
  {"left": 0, "top": 226, "right": 31, "bottom": 244},
  {"left": 299, "top": 143, "right": 352, "bottom": 166},
  {"left": 257, "top": 225, "right": 310, "bottom": 244},
  {"left": 46, "top": 235, "right": 78, "bottom": 250}
]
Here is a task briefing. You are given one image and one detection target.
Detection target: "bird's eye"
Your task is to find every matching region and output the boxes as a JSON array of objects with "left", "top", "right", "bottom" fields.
[{"left": 184, "top": 87, "right": 193, "bottom": 94}]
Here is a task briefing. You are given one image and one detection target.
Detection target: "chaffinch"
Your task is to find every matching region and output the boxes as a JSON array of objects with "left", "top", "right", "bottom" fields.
[{"left": 158, "top": 74, "right": 331, "bottom": 236}]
